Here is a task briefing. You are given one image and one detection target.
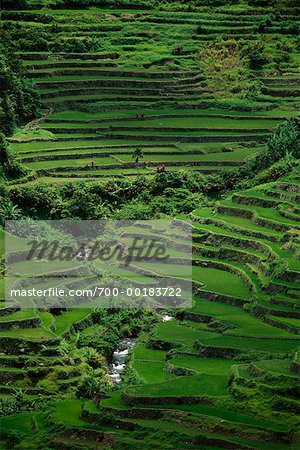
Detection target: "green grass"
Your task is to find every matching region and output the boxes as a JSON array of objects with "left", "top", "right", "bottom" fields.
[
  {"left": 153, "top": 319, "right": 300, "bottom": 353},
  {"left": 24, "top": 156, "right": 119, "bottom": 169},
  {"left": 126, "top": 373, "right": 228, "bottom": 397},
  {"left": 190, "top": 298, "right": 296, "bottom": 338},
  {"left": 0, "top": 327, "right": 55, "bottom": 340},
  {"left": 49, "top": 108, "right": 299, "bottom": 121},
  {"left": 132, "top": 360, "right": 175, "bottom": 383},
  {"left": 193, "top": 207, "right": 282, "bottom": 237},
  {"left": 192, "top": 265, "right": 251, "bottom": 298},
  {"left": 51, "top": 309, "right": 91, "bottom": 335},
  {"left": 256, "top": 359, "right": 300, "bottom": 377},
  {"left": 171, "top": 355, "right": 234, "bottom": 375},
  {"left": 100, "top": 390, "right": 287, "bottom": 431},
  {"left": 0, "top": 310, "right": 37, "bottom": 322},
  {"left": 41, "top": 116, "right": 277, "bottom": 129},
  {"left": 133, "top": 342, "right": 168, "bottom": 361},
  {"left": 222, "top": 199, "right": 300, "bottom": 227},
  {"left": 269, "top": 316, "right": 300, "bottom": 329},
  {"left": 3, "top": 5, "right": 300, "bottom": 448}
]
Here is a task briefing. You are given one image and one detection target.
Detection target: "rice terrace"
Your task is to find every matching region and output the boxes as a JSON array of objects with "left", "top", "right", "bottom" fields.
[{"left": 0, "top": 0, "right": 299, "bottom": 448}]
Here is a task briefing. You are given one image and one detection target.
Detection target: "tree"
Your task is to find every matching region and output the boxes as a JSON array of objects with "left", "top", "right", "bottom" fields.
[
  {"left": 132, "top": 147, "right": 144, "bottom": 164},
  {"left": 267, "top": 119, "right": 300, "bottom": 161},
  {"left": 0, "top": 43, "right": 40, "bottom": 136},
  {"left": 243, "top": 119, "right": 299, "bottom": 180},
  {"left": 200, "top": 39, "right": 260, "bottom": 98},
  {"left": 0, "top": 134, "right": 28, "bottom": 181},
  {"left": 0, "top": 134, "right": 9, "bottom": 167},
  {"left": 1, "top": 0, "right": 28, "bottom": 9},
  {"left": 132, "top": 147, "right": 144, "bottom": 176},
  {"left": 243, "top": 42, "right": 269, "bottom": 70},
  {"left": 0, "top": 202, "right": 22, "bottom": 227}
]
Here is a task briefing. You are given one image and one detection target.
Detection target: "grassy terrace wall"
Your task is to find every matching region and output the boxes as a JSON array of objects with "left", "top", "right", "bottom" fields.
[
  {"left": 4, "top": 1, "right": 299, "bottom": 183},
  {"left": 0, "top": 2, "right": 299, "bottom": 450}
]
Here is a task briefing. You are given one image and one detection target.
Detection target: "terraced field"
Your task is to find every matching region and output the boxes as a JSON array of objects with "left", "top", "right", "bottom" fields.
[
  {"left": 1, "top": 170, "right": 299, "bottom": 448},
  {"left": 1, "top": 2, "right": 300, "bottom": 450},
  {"left": 6, "top": 6, "right": 299, "bottom": 182},
  {"left": 80, "top": 169, "right": 299, "bottom": 449}
]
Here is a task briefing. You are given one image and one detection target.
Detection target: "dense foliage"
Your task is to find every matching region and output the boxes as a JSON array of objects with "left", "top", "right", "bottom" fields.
[
  {"left": 1, "top": 119, "right": 297, "bottom": 225},
  {"left": 200, "top": 39, "right": 261, "bottom": 99},
  {"left": 0, "top": 43, "right": 40, "bottom": 136},
  {"left": 0, "top": 2, "right": 299, "bottom": 449}
]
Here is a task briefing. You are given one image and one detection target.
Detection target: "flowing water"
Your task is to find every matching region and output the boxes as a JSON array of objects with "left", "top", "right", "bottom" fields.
[
  {"left": 108, "top": 316, "right": 173, "bottom": 383},
  {"left": 108, "top": 338, "right": 135, "bottom": 383}
]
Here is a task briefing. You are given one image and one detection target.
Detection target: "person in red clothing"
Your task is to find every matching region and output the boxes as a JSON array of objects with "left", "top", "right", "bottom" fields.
[{"left": 141, "top": 112, "right": 145, "bottom": 120}]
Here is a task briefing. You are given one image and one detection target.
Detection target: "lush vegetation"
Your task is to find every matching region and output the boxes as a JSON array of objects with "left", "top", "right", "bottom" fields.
[
  {"left": 0, "top": 0, "right": 299, "bottom": 449},
  {"left": 0, "top": 44, "right": 40, "bottom": 136}
]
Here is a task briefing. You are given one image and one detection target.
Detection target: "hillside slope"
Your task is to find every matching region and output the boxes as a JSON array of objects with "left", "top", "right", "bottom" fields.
[{"left": 0, "top": 2, "right": 299, "bottom": 449}]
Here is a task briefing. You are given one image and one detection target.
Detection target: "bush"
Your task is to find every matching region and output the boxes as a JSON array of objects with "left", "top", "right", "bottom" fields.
[
  {"left": 243, "top": 42, "right": 269, "bottom": 70},
  {"left": 281, "top": 21, "right": 299, "bottom": 35},
  {"left": 51, "top": 37, "right": 102, "bottom": 53},
  {"left": 200, "top": 39, "right": 260, "bottom": 98},
  {"left": 80, "top": 347, "right": 109, "bottom": 370},
  {"left": 0, "top": 43, "right": 40, "bottom": 135},
  {"left": 257, "top": 17, "right": 272, "bottom": 33},
  {"left": 0, "top": 134, "right": 28, "bottom": 180},
  {"left": 252, "top": 158, "right": 296, "bottom": 185},
  {"left": 1, "top": 0, "right": 28, "bottom": 9},
  {"left": 76, "top": 370, "right": 111, "bottom": 399},
  {"left": 267, "top": 119, "right": 300, "bottom": 161}
]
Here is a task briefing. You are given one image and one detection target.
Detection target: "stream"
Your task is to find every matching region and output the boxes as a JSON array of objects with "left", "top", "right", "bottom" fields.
[
  {"left": 108, "top": 338, "right": 135, "bottom": 383},
  {"left": 108, "top": 315, "right": 174, "bottom": 383}
]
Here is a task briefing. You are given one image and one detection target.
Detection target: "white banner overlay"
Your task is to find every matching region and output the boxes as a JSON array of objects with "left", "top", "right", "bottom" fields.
[{"left": 5, "top": 220, "right": 192, "bottom": 309}]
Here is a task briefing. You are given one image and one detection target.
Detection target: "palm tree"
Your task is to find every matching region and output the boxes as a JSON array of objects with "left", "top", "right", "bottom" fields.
[
  {"left": 0, "top": 202, "right": 22, "bottom": 227},
  {"left": 132, "top": 147, "right": 144, "bottom": 176}
]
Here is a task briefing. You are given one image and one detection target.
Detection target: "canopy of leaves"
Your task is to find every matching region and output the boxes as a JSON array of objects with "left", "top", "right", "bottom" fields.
[
  {"left": 0, "top": 43, "right": 40, "bottom": 136},
  {"left": 200, "top": 39, "right": 260, "bottom": 98}
]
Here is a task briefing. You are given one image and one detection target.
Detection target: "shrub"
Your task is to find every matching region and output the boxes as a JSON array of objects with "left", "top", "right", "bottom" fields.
[
  {"left": 257, "top": 17, "right": 272, "bottom": 33},
  {"left": 1, "top": 0, "right": 28, "bottom": 9},
  {"left": 243, "top": 42, "right": 269, "bottom": 70},
  {"left": 76, "top": 370, "right": 111, "bottom": 399},
  {"left": 252, "top": 158, "right": 296, "bottom": 185},
  {"left": 199, "top": 39, "right": 260, "bottom": 98},
  {"left": 281, "top": 21, "right": 299, "bottom": 35},
  {"left": 51, "top": 37, "right": 102, "bottom": 53},
  {"left": 0, "top": 43, "right": 40, "bottom": 135},
  {"left": 0, "top": 135, "right": 28, "bottom": 180},
  {"left": 80, "top": 347, "right": 109, "bottom": 370},
  {"left": 267, "top": 119, "right": 300, "bottom": 160}
]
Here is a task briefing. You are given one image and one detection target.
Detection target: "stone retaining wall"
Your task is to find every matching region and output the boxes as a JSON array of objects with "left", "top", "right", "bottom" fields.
[
  {"left": 81, "top": 410, "right": 135, "bottom": 431},
  {"left": 263, "top": 316, "right": 300, "bottom": 335},
  {"left": 233, "top": 194, "right": 281, "bottom": 209},
  {"left": 0, "top": 317, "right": 41, "bottom": 331},
  {"left": 252, "top": 304, "right": 300, "bottom": 320},
  {"left": 0, "top": 305, "right": 20, "bottom": 317},
  {"left": 43, "top": 125, "right": 270, "bottom": 134},
  {"left": 0, "top": 337, "right": 59, "bottom": 354},
  {"left": 194, "top": 343, "right": 241, "bottom": 358},
  {"left": 121, "top": 391, "right": 213, "bottom": 406},
  {"left": 101, "top": 133, "right": 268, "bottom": 143},
  {"left": 20, "top": 149, "right": 203, "bottom": 162},
  {"left": 45, "top": 113, "right": 284, "bottom": 124},
  {"left": 190, "top": 213, "right": 280, "bottom": 243}
]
